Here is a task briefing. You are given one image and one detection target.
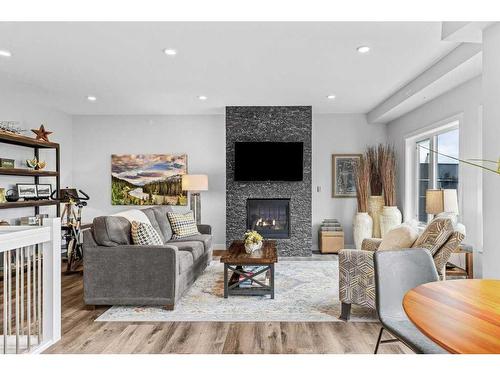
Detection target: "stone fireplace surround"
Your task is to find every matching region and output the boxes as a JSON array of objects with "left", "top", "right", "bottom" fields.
[{"left": 225, "top": 106, "right": 312, "bottom": 257}]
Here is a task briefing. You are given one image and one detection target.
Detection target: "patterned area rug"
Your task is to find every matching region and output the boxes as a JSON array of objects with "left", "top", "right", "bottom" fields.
[{"left": 96, "top": 260, "right": 377, "bottom": 322}]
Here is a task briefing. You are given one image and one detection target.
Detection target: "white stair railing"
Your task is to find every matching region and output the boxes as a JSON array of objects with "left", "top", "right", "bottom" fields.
[{"left": 0, "top": 218, "right": 61, "bottom": 354}]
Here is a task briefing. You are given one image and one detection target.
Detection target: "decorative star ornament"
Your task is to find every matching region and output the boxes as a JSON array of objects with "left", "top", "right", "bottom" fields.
[{"left": 31, "top": 124, "right": 53, "bottom": 142}]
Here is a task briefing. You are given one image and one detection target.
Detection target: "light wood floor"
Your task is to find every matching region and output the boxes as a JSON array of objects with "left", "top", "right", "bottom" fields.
[{"left": 43, "top": 267, "right": 411, "bottom": 354}]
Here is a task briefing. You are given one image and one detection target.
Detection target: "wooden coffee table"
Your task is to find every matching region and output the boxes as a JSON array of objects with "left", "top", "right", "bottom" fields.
[{"left": 220, "top": 240, "right": 278, "bottom": 299}]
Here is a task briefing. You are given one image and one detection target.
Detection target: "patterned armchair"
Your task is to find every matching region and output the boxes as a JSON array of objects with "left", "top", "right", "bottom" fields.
[{"left": 338, "top": 223, "right": 464, "bottom": 321}]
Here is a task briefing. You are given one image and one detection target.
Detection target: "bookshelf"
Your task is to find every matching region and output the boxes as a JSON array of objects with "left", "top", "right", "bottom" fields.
[{"left": 0, "top": 131, "right": 60, "bottom": 216}]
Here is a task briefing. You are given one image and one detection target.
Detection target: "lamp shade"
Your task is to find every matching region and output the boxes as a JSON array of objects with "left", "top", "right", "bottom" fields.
[
  {"left": 426, "top": 189, "right": 459, "bottom": 215},
  {"left": 182, "top": 174, "right": 208, "bottom": 191},
  {"left": 426, "top": 189, "right": 444, "bottom": 215},
  {"left": 443, "top": 189, "right": 459, "bottom": 215}
]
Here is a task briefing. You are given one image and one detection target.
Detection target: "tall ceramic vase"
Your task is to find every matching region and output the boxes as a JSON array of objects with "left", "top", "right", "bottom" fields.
[
  {"left": 379, "top": 206, "right": 402, "bottom": 237},
  {"left": 368, "top": 195, "right": 384, "bottom": 238},
  {"left": 353, "top": 212, "right": 373, "bottom": 249}
]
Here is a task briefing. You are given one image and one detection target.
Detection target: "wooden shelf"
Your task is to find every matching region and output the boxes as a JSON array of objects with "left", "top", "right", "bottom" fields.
[
  {"left": 0, "top": 200, "right": 60, "bottom": 209},
  {"left": 0, "top": 131, "right": 59, "bottom": 149},
  {"left": 0, "top": 168, "right": 59, "bottom": 177}
]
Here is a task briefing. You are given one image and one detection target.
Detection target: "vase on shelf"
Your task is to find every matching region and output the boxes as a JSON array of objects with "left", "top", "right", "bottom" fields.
[
  {"left": 368, "top": 195, "right": 384, "bottom": 238},
  {"left": 353, "top": 212, "right": 373, "bottom": 249},
  {"left": 379, "top": 206, "right": 402, "bottom": 237},
  {"left": 244, "top": 241, "right": 262, "bottom": 254}
]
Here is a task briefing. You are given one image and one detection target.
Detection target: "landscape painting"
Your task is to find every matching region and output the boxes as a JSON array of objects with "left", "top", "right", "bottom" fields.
[{"left": 111, "top": 154, "right": 188, "bottom": 206}]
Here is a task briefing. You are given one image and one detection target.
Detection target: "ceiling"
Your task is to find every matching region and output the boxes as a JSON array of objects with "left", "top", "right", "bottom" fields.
[{"left": 0, "top": 22, "right": 460, "bottom": 116}]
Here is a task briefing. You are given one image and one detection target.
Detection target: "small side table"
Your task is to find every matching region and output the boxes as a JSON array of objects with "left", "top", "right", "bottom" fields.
[{"left": 446, "top": 244, "right": 473, "bottom": 279}]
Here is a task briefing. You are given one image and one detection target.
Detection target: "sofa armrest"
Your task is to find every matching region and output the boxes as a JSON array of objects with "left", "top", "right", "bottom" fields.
[
  {"left": 197, "top": 224, "right": 212, "bottom": 235},
  {"left": 83, "top": 244, "right": 179, "bottom": 305},
  {"left": 361, "top": 238, "right": 382, "bottom": 251},
  {"left": 338, "top": 249, "right": 376, "bottom": 309}
]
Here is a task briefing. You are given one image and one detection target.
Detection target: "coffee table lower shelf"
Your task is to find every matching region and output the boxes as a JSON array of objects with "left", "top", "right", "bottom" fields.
[{"left": 223, "top": 264, "right": 275, "bottom": 299}]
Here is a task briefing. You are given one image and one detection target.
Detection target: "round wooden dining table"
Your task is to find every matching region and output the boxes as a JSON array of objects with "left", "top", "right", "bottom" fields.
[{"left": 403, "top": 279, "right": 500, "bottom": 354}]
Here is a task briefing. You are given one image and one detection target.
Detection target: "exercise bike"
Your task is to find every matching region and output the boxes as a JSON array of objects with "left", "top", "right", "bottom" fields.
[{"left": 52, "top": 188, "right": 90, "bottom": 273}]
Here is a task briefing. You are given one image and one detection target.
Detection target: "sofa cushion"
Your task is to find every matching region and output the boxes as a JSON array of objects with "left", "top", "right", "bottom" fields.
[
  {"left": 378, "top": 224, "right": 418, "bottom": 251},
  {"left": 178, "top": 250, "right": 194, "bottom": 274},
  {"left": 92, "top": 216, "right": 132, "bottom": 246},
  {"left": 413, "top": 218, "right": 454, "bottom": 255},
  {"left": 167, "top": 211, "right": 200, "bottom": 239},
  {"left": 169, "top": 234, "right": 212, "bottom": 252},
  {"left": 142, "top": 207, "right": 173, "bottom": 243},
  {"left": 131, "top": 221, "right": 163, "bottom": 246},
  {"left": 171, "top": 241, "right": 205, "bottom": 262},
  {"left": 112, "top": 209, "right": 151, "bottom": 225}
]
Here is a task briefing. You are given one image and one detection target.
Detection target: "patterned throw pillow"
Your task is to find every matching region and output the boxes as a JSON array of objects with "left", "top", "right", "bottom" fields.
[
  {"left": 412, "top": 217, "right": 454, "bottom": 256},
  {"left": 167, "top": 211, "right": 200, "bottom": 239},
  {"left": 131, "top": 221, "right": 163, "bottom": 246}
]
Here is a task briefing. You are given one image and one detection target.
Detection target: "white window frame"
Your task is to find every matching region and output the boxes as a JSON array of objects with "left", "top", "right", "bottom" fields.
[{"left": 404, "top": 115, "right": 461, "bottom": 224}]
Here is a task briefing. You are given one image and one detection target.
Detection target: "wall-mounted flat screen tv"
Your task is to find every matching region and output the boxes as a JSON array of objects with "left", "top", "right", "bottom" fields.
[{"left": 234, "top": 141, "right": 304, "bottom": 181}]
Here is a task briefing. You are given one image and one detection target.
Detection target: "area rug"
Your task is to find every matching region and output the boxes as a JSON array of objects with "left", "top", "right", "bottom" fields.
[{"left": 96, "top": 260, "right": 377, "bottom": 322}]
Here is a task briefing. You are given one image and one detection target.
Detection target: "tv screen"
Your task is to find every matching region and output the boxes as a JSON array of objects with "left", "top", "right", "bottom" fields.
[{"left": 234, "top": 142, "right": 304, "bottom": 181}]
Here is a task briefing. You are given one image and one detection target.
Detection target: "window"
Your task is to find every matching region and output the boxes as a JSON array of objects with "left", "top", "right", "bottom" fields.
[{"left": 407, "top": 122, "right": 459, "bottom": 223}]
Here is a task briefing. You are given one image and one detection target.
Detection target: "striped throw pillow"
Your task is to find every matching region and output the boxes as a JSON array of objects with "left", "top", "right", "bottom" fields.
[
  {"left": 131, "top": 221, "right": 163, "bottom": 246},
  {"left": 167, "top": 211, "right": 200, "bottom": 239}
]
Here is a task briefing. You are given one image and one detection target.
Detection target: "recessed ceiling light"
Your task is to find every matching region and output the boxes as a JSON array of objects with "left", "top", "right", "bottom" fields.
[
  {"left": 87, "top": 96, "right": 97, "bottom": 102},
  {"left": 326, "top": 95, "right": 336, "bottom": 100},
  {"left": 0, "top": 50, "right": 12, "bottom": 57},
  {"left": 198, "top": 95, "right": 208, "bottom": 101},
  {"left": 357, "top": 46, "right": 371, "bottom": 54},
  {"left": 163, "top": 48, "right": 177, "bottom": 56}
]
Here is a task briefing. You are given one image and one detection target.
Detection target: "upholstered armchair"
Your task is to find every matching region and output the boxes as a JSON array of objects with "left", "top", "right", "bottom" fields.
[{"left": 338, "top": 218, "right": 464, "bottom": 320}]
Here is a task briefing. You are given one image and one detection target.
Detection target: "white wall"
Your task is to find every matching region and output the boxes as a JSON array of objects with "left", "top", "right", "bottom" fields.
[
  {"left": 386, "top": 76, "right": 483, "bottom": 276},
  {"left": 481, "top": 24, "right": 500, "bottom": 278},
  {"left": 71, "top": 115, "right": 226, "bottom": 247},
  {"left": 312, "top": 114, "right": 387, "bottom": 248},
  {"left": 0, "top": 77, "right": 73, "bottom": 223}
]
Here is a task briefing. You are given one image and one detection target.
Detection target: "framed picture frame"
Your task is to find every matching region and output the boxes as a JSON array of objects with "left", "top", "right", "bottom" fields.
[
  {"left": 16, "top": 184, "right": 38, "bottom": 199},
  {"left": 36, "top": 184, "right": 52, "bottom": 198},
  {"left": 332, "top": 154, "right": 362, "bottom": 198}
]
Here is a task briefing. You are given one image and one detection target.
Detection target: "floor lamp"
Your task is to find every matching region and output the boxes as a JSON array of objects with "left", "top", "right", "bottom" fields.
[{"left": 182, "top": 174, "right": 208, "bottom": 224}]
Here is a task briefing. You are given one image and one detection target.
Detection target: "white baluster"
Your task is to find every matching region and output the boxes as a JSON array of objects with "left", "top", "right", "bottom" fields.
[
  {"left": 20, "top": 247, "right": 24, "bottom": 351},
  {"left": 3, "top": 251, "right": 7, "bottom": 354},
  {"left": 7, "top": 250, "right": 11, "bottom": 337},
  {"left": 27, "top": 246, "right": 31, "bottom": 351},
  {"left": 15, "top": 249, "right": 19, "bottom": 354},
  {"left": 37, "top": 245, "right": 42, "bottom": 342}
]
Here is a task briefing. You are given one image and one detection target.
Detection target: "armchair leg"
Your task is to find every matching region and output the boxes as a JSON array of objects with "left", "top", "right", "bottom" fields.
[{"left": 339, "top": 302, "right": 351, "bottom": 321}]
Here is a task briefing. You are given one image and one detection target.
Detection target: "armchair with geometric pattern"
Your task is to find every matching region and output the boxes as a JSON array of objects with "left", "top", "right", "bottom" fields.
[{"left": 338, "top": 219, "right": 464, "bottom": 321}]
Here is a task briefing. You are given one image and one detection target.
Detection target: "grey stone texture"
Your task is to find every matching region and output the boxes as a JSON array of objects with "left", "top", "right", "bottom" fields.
[{"left": 225, "top": 106, "right": 312, "bottom": 257}]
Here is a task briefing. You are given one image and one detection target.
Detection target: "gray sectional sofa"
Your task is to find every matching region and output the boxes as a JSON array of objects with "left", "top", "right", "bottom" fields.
[{"left": 83, "top": 206, "right": 213, "bottom": 309}]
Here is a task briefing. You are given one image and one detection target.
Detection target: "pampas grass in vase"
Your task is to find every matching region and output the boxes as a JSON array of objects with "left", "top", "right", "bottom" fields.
[
  {"left": 367, "top": 146, "right": 384, "bottom": 238},
  {"left": 379, "top": 145, "right": 402, "bottom": 236},
  {"left": 353, "top": 155, "right": 373, "bottom": 249}
]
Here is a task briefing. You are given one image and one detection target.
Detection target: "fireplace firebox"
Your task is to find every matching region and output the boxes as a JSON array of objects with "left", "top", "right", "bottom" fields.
[{"left": 246, "top": 198, "right": 290, "bottom": 239}]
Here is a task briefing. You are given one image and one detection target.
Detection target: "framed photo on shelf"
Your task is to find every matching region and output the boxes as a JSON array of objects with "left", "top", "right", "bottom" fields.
[
  {"left": 332, "top": 154, "right": 362, "bottom": 198},
  {"left": 36, "top": 184, "right": 52, "bottom": 198},
  {"left": 16, "top": 184, "right": 38, "bottom": 199}
]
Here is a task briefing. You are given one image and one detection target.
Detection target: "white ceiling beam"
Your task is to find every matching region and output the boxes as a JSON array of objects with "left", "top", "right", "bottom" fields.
[
  {"left": 367, "top": 43, "right": 482, "bottom": 124},
  {"left": 442, "top": 22, "right": 495, "bottom": 43}
]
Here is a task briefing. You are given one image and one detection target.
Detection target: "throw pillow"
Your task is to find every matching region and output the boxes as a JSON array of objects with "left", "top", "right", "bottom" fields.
[
  {"left": 412, "top": 217, "right": 454, "bottom": 255},
  {"left": 131, "top": 221, "right": 163, "bottom": 246},
  {"left": 167, "top": 211, "right": 200, "bottom": 239},
  {"left": 433, "top": 231, "right": 465, "bottom": 274},
  {"left": 378, "top": 223, "right": 419, "bottom": 251}
]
